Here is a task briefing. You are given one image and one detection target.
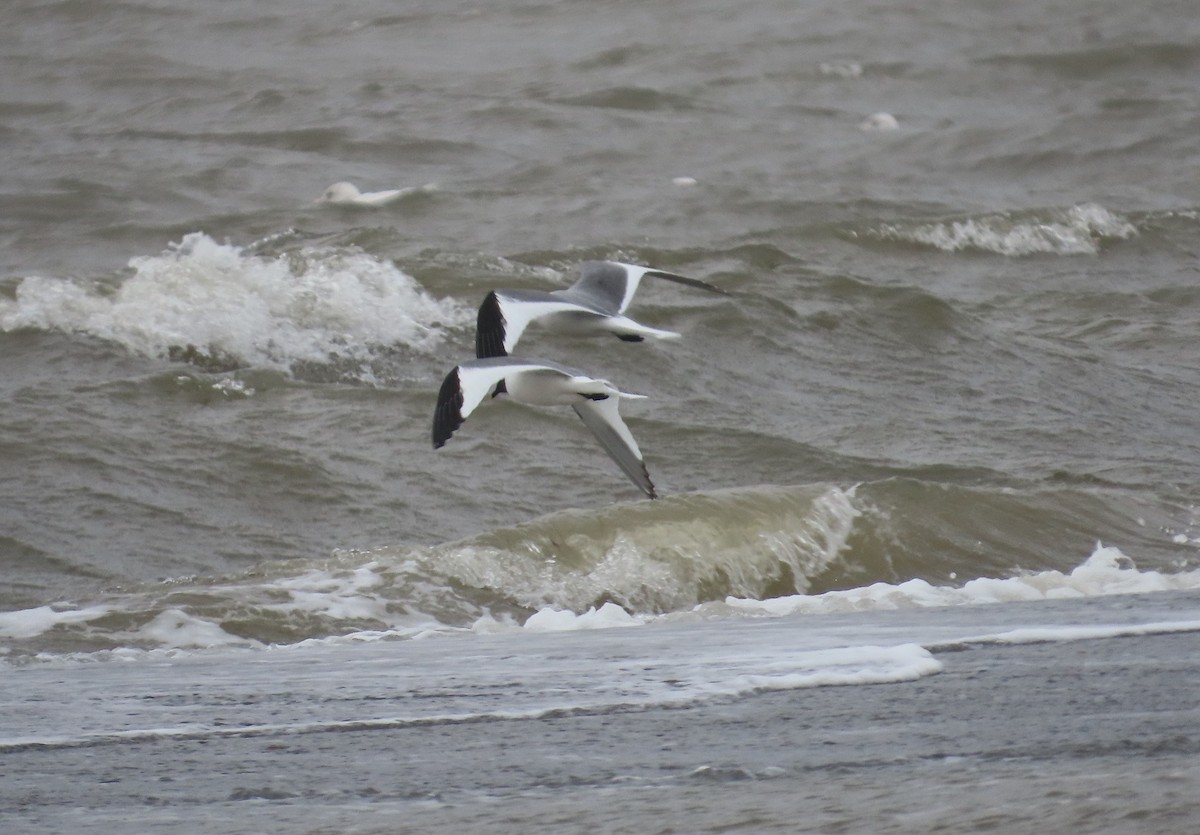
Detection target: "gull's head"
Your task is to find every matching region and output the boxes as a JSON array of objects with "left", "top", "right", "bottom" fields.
[{"left": 317, "top": 182, "right": 363, "bottom": 204}]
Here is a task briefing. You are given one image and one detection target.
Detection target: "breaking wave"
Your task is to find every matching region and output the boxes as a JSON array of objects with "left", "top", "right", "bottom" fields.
[
  {"left": 0, "top": 232, "right": 470, "bottom": 379},
  {"left": 864, "top": 203, "right": 1138, "bottom": 256},
  {"left": 2, "top": 481, "right": 1198, "bottom": 662}
]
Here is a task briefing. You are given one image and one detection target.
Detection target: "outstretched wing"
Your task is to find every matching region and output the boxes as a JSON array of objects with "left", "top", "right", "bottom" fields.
[
  {"left": 476, "top": 289, "right": 599, "bottom": 357},
  {"left": 432, "top": 366, "right": 468, "bottom": 448},
  {"left": 475, "top": 291, "right": 511, "bottom": 358},
  {"left": 432, "top": 359, "right": 528, "bottom": 448},
  {"left": 644, "top": 268, "right": 729, "bottom": 297},
  {"left": 572, "top": 261, "right": 727, "bottom": 315},
  {"left": 571, "top": 396, "right": 657, "bottom": 499},
  {"left": 570, "top": 261, "right": 638, "bottom": 314}
]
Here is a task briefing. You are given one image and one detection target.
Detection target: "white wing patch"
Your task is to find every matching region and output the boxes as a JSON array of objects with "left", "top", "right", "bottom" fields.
[
  {"left": 497, "top": 293, "right": 595, "bottom": 354},
  {"left": 455, "top": 361, "right": 517, "bottom": 417},
  {"left": 434, "top": 357, "right": 657, "bottom": 497},
  {"left": 610, "top": 263, "right": 650, "bottom": 313}
]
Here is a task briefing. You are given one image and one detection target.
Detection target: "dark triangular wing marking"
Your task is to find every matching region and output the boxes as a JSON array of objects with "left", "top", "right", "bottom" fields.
[
  {"left": 572, "top": 397, "right": 658, "bottom": 499},
  {"left": 434, "top": 359, "right": 573, "bottom": 448},
  {"left": 475, "top": 290, "right": 599, "bottom": 356},
  {"left": 475, "top": 291, "right": 507, "bottom": 359},
  {"left": 432, "top": 367, "right": 466, "bottom": 449}
]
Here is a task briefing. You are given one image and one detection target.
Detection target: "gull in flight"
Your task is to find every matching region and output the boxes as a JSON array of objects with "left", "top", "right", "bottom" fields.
[
  {"left": 475, "top": 260, "right": 727, "bottom": 358},
  {"left": 316, "top": 181, "right": 437, "bottom": 207},
  {"left": 432, "top": 357, "right": 657, "bottom": 498}
]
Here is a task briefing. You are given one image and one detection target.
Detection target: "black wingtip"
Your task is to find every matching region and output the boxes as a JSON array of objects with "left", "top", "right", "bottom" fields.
[
  {"left": 432, "top": 367, "right": 465, "bottom": 449},
  {"left": 645, "top": 474, "right": 658, "bottom": 500},
  {"left": 475, "top": 291, "right": 508, "bottom": 358},
  {"left": 646, "top": 269, "right": 730, "bottom": 296}
]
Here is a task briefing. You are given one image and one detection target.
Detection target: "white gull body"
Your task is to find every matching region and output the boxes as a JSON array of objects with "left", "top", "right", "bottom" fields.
[
  {"left": 475, "top": 260, "right": 727, "bottom": 358},
  {"left": 432, "top": 356, "right": 656, "bottom": 499}
]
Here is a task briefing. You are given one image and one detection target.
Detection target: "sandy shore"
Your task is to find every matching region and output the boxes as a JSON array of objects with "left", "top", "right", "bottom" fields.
[{"left": 3, "top": 591, "right": 1200, "bottom": 834}]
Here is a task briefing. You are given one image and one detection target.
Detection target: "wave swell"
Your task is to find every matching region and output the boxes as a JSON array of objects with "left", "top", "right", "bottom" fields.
[{"left": 2, "top": 481, "right": 1198, "bottom": 661}]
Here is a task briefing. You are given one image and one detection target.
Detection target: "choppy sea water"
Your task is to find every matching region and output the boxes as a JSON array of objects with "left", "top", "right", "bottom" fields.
[{"left": 3, "top": 3, "right": 1200, "bottom": 821}]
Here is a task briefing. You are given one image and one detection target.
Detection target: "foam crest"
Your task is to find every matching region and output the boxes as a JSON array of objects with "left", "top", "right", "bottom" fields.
[
  {"left": 521, "top": 601, "right": 643, "bottom": 632},
  {"left": 138, "top": 609, "right": 248, "bottom": 648},
  {"left": 718, "top": 544, "right": 1200, "bottom": 618},
  {"left": 6, "top": 532, "right": 1198, "bottom": 661},
  {"left": 0, "top": 232, "right": 470, "bottom": 374},
  {"left": 0, "top": 605, "right": 111, "bottom": 640},
  {"left": 871, "top": 203, "right": 1137, "bottom": 255},
  {"left": 263, "top": 563, "right": 394, "bottom": 622}
]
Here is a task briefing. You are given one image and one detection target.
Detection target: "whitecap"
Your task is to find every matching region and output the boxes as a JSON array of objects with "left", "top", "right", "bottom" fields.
[
  {"left": 0, "top": 232, "right": 471, "bottom": 374},
  {"left": 820, "top": 61, "right": 863, "bottom": 79},
  {"left": 522, "top": 602, "right": 642, "bottom": 632},
  {"left": 138, "top": 608, "right": 252, "bottom": 649},
  {"left": 0, "top": 605, "right": 110, "bottom": 640},
  {"left": 719, "top": 543, "right": 1200, "bottom": 618},
  {"left": 870, "top": 203, "right": 1138, "bottom": 256},
  {"left": 860, "top": 112, "right": 899, "bottom": 131}
]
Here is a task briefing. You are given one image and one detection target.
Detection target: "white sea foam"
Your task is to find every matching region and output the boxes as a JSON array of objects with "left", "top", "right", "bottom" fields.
[
  {"left": 0, "top": 232, "right": 470, "bottom": 373},
  {"left": 522, "top": 601, "right": 643, "bottom": 632},
  {"left": 718, "top": 544, "right": 1200, "bottom": 618},
  {"left": 941, "top": 619, "right": 1200, "bottom": 649},
  {"left": 138, "top": 609, "right": 249, "bottom": 648},
  {"left": 267, "top": 564, "right": 390, "bottom": 621},
  {"left": 5, "top": 544, "right": 1199, "bottom": 660},
  {"left": 201, "top": 376, "right": 256, "bottom": 397},
  {"left": 871, "top": 203, "right": 1137, "bottom": 256},
  {"left": 0, "top": 640, "right": 942, "bottom": 753},
  {"left": 860, "top": 112, "right": 899, "bottom": 131},
  {"left": 0, "top": 605, "right": 110, "bottom": 639},
  {"left": 714, "top": 643, "right": 941, "bottom": 695},
  {"left": 5, "top": 613, "right": 1196, "bottom": 756},
  {"left": 819, "top": 61, "right": 863, "bottom": 79}
]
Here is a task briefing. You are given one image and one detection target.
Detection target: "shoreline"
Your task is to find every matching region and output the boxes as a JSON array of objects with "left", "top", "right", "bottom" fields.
[{"left": 3, "top": 591, "right": 1200, "bottom": 833}]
